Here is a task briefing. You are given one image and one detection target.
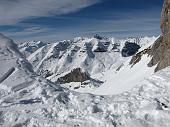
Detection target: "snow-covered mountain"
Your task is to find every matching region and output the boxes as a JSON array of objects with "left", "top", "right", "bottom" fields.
[
  {"left": 18, "top": 35, "right": 157, "bottom": 94},
  {"left": 1, "top": 33, "right": 170, "bottom": 127}
]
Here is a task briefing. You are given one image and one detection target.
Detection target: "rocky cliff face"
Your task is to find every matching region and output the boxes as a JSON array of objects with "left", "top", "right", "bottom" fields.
[
  {"left": 131, "top": 0, "right": 170, "bottom": 72},
  {"left": 161, "top": 0, "right": 170, "bottom": 37},
  {"left": 148, "top": 0, "right": 170, "bottom": 72}
]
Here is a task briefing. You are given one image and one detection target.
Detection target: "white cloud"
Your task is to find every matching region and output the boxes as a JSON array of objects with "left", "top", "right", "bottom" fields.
[{"left": 0, "top": 0, "right": 100, "bottom": 25}]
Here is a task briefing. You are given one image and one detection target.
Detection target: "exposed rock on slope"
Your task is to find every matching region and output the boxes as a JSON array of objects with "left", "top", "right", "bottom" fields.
[
  {"left": 148, "top": 0, "right": 170, "bottom": 72},
  {"left": 57, "top": 68, "right": 90, "bottom": 84},
  {"left": 129, "top": 48, "right": 151, "bottom": 66}
]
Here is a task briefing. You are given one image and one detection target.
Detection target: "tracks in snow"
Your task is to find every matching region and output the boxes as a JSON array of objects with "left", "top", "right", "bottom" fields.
[{"left": 0, "top": 67, "right": 15, "bottom": 84}]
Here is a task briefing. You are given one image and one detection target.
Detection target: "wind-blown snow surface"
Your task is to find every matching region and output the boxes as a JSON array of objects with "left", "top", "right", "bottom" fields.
[
  {"left": 92, "top": 55, "right": 156, "bottom": 95},
  {"left": 19, "top": 36, "right": 158, "bottom": 95},
  {"left": 1, "top": 33, "right": 170, "bottom": 127}
]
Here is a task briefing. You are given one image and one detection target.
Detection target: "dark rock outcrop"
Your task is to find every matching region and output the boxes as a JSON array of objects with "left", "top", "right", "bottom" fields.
[
  {"left": 94, "top": 34, "right": 104, "bottom": 40},
  {"left": 92, "top": 34, "right": 111, "bottom": 52},
  {"left": 93, "top": 41, "right": 110, "bottom": 52},
  {"left": 121, "top": 42, "right": 140, "bottom": 57},
  {"left": 57, "top": 68, "right": 90, "bottom": 84},
  {"left": 112, "top": 43, "right": 120, "bottom": 52}
]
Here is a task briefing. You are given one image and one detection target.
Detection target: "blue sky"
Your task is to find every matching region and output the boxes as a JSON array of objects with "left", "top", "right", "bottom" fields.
[{"left": 0, "top": 0, "right": 163, "bottom": 41}]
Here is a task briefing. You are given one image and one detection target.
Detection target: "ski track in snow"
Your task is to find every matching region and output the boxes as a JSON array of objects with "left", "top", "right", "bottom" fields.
[{"left": 0, "top": 67, "right": 15, "bottom": 84}]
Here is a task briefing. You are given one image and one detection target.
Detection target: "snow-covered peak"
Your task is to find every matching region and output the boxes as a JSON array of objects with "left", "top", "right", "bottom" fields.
[{"left": 19, "top": 40, "right": 47, "bottom": 57}]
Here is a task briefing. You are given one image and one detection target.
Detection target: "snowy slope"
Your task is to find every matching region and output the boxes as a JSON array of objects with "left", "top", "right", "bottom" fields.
[
  {"left": 0, "top": 33, "right": 170, "bottom": 127},
  {"left": 92, "top": 55, "right": 156, "bottom": 95},
  {"left": 0, "top": 33, "right": 34, "bottom": 87}
]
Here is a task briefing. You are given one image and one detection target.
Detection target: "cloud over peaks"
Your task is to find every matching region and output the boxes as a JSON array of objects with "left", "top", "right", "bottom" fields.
[{"left": 0, "top": 0, "right": 99, "bottom": 25}]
